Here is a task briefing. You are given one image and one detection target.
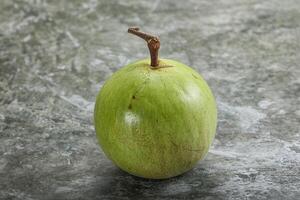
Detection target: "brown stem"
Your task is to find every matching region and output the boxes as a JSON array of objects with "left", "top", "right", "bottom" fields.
[{"left": 128, "top": 27, "right": 160, "bottom": 67}]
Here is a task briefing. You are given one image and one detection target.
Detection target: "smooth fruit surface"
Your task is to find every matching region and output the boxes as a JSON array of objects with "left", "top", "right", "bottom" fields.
[{"left": 94, "top": 58, "right": 217, "bottom": 179}]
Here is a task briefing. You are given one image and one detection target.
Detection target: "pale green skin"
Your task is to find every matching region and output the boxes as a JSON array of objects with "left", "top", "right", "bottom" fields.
[{"left": 94, "top": 59, "right": 217, "bottom": 179}]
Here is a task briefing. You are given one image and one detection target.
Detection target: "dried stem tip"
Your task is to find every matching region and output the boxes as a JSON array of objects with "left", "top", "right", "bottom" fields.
[{"left": 128, "top": 27, "right": 160, "bottom": 67}]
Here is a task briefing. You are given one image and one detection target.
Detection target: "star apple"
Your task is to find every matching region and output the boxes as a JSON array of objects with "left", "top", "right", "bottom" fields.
[{"left": 94, "top": 27, "right": 217, "bottom": 179}]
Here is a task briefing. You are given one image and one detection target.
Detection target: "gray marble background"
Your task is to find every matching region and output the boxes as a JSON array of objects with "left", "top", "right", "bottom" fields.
[{"left": 0, "top": 0, "right": 299, "bottom": 199}]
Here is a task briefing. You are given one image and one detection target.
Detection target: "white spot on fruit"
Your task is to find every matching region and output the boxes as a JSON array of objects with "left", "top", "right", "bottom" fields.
[
  {"left": 181, "top": 83, "right": 201, "bottom": 103},
  {"left": 124, "top": 111, "right": 139, "bottom": 125}
]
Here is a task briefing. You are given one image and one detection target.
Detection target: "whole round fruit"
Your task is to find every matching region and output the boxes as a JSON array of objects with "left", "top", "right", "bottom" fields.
[{"left": 94, "top": 27, "right": 217, "bottom": 179}]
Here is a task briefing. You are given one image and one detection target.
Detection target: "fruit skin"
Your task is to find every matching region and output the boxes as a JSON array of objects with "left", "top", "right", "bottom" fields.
[{"left": 94, "top": 58, "right": 217, "bottom": 179}]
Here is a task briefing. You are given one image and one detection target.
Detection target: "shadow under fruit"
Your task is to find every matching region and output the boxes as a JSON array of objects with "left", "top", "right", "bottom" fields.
[{"left": 94, "top": 27, "right": 217, "bottom": 179}]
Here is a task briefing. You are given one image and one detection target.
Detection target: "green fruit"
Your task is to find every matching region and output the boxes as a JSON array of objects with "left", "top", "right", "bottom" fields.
[{"left": 94, "top": 28, "right": 217, "bottom": 179}]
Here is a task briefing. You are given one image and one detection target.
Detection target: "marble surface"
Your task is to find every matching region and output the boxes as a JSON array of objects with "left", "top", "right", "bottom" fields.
[{"left": 0, "top": 0, "right": 299, "bottom": 199}]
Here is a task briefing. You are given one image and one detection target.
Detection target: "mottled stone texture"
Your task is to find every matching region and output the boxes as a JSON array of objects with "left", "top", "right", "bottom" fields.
[{"left": 0, "top": 0, "right": 299, "bottom": 199}]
